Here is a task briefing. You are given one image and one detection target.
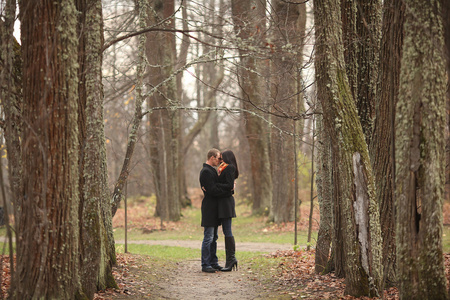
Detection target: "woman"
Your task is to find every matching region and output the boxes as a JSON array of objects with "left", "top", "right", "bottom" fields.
[{"left": 216, "top": 150, "right": 239, "bottom": 272}]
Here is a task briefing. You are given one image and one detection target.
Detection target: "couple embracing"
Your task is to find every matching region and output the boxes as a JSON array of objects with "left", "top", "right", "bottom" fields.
[{"left": 199, "top": 148, "right": 239, "bottom": 273}]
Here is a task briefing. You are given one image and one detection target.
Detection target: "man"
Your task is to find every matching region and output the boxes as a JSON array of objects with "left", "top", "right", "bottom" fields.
[{"left": 199, "top": 148, "right": 231, "bottom": 273}]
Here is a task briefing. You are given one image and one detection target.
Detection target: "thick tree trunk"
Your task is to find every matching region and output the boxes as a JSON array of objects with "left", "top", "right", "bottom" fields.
[
  {"left": 146, "top": 0, "right": 181, "bottom": 221},
  {"left": 314, "top": 0, "right": 383, "bottom": 296},
  {"left": 269, "top": 0, "right": 306, "bottom": 223},
  {"left": 231, "top": 0, "right": 273, "bottom": 215},
  {"left": 395, "top": 1, "right": 448, "bottom": 299},
  {"left": 76, "top": 0, "right": 117, "bottom": 297},
  {"left": 13, "top": 1, "right": 84, "bottom": 298},
  {"left": 370, "top": 0, "right": 405, "bottom": 286}
]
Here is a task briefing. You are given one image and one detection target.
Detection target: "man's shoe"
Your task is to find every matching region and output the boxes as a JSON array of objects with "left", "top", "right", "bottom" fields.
[
  {"left": 202, "top": 266, "right": 216, "bottom": 273},
  {"left": 211, "top": 264, "right": 223, "bottom": 271}
]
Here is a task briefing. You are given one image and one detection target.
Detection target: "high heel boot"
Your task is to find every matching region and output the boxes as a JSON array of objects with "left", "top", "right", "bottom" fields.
[{"left": 221, "top": 236, "right": 238, "bottom": 272}]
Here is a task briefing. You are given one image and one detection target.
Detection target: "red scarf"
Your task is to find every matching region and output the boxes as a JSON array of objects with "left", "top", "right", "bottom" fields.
[{"left": 218, "top": 162, "right": 228, "bottom": 175}]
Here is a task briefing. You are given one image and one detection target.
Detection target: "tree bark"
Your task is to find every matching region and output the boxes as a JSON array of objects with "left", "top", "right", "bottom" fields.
[
  {"left": 315, "top": 113, "right": 333, "bottom": 274},
  {"left": 370, "top": 0, "right": 405, "bottom": 286},
  {"left": 76, "top": 0, "right": 117, "bottom": 297},
  {"left": 13, "top": 0, "right": 84, "bottom": 298},
  {"left": 0, "top": 0, "right": 21, "bottom": 284},
  {"left": 442, "top": 0, "right": 450, "bottom": 196},
  {"left": 395, "top": 1, "right": 448, "bottom": 298},
  {"left": 0, "top": 1, "right": 22, "bottom": 220},
  {"left": 342, "top": 0, "right": 381, "bottom": 141},
  {"left": 314, "top": 0, "right": 383, "bottom": 296}
]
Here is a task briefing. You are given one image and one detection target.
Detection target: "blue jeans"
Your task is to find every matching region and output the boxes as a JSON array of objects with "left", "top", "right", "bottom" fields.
[
  {"left": 201, "top": 226, "right": 218, "bottom": 267},
  {"left": 221, "top": 218, "right": 233, "bottom": 237}
]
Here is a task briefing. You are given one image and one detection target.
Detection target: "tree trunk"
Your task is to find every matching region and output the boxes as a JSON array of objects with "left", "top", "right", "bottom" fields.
[
  {"left": 176, "top": 0, "right": 191, "bottom": 208},
  {"left": 146, "top": 0, "right": 181, "bottom": 221},
  {"left": 314, "top": 0, "right": 383, "bottom": 296},
  {"left": 442, "top": 0, "right": 450, "bottom": 197},
  {"left": 231, "top": 0, "right": 273, "bottom": 215},
  {"left": 341, "top": 0, "right": 381, "bottom": 141},
  {"left": 315, "top": 113, "right": 333, "bottom": 274},
  {"left": 0, "top": 0, "right": 21, "bottom": 284},
  {"left": 76, "top": 0, "right": 117, "bottom": 297},
  {"left": 370, "top": 0, "right": 405, "bottom": 286},
  {"left": 12, "top": 1, "right": 84, "bottom": 298},
  {"left": 395, "top": 1, "right": 448, "bottom": 298},
  {"left": 269, "top": 0, "right": 306, "bottom": 223},
  {"left": 0, "top": 0, "right": 22, "bottom": 220}
]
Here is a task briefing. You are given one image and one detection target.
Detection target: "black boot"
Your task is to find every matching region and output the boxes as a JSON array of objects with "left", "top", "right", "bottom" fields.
[{"left": 221, "top": 236, "right": 238, "bottom": 272}]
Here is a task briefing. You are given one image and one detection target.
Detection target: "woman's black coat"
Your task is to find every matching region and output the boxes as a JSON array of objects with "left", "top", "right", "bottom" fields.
[
  {"left": 217, "top": 164, "right": 236, "bottom": 219},
  {"left": 199, "top": 163, "right": 232, "bottom": 227}
]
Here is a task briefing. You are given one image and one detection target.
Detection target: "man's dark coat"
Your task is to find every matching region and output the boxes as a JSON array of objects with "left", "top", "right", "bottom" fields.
[{"left": 199, "top": 163, "right": 232, "bottom": 227}]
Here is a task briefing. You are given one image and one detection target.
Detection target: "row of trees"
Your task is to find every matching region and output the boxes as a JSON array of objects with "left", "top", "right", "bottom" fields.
[
  {"left": 0, "top": 0, "right": 116, "bottom": 298},
  {"left": 102, "top": 0, "right": 313, "bottom": 224},
  {"left": 314, "top": 0, "right": 450, "bottom": 298},
  {"left": 0, "top": 0, "right": 449, "bottom": 299},
  {"left": 0, "top": 0, "right": 311, "bottom": 297}
]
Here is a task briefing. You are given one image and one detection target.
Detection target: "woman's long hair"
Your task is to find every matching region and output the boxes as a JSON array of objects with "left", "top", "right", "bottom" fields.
[{"left": 221, "top": 150, "right": 239, "bottom": 179}]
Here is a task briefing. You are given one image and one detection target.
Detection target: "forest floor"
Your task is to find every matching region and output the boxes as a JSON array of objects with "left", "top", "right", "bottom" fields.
[
  {"left": 2, "top": 189, "right": 450, "bottom": 299},
  {"left": 92, "top": 188, "right": 450, "bottom": 300}
]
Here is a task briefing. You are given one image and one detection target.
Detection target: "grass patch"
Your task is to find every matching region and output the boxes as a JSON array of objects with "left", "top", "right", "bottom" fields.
[
  {"left": 116, "top": 244, "right": 199, "bottom": 262},
  {"left": 443, "top": 226, "right": 450, "bottom": 252},
  {"left": 115, "top": 243, "right": 267, "bottom": 263},
  {"left": 113, "top": 202, "right": 317, "bottom": 247}
]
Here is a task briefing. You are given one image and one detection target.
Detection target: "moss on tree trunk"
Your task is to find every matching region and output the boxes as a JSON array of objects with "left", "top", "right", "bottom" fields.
[{"left": 395, "top": 1, "right": 448, "bottom": 298}]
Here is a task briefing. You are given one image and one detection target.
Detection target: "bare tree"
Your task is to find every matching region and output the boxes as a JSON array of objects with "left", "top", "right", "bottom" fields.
[
  {"left": 269, "top": 0, "right": 307, "bottom": 223},
  {"left": 231, "top": 0, "right": 273, "bottom": 215},
  {"left": 146, "top": 0, "right": 181, "bottom": 221}
]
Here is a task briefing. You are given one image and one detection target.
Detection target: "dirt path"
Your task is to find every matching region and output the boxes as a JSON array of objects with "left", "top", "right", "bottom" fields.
[
  {"left": 149, "top": 259, "right": 276, "bottom": 300},
  {"left": 105, "top": 241, "right": 296, "bottom": 300}
]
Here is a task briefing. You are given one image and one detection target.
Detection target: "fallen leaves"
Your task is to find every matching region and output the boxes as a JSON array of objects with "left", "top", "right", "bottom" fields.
[
  {"left": 265, "top": 249, "right": 400, "bottom": 300},
  {"left": 0, "top": 255, "right": 13, "bottom": 299}
]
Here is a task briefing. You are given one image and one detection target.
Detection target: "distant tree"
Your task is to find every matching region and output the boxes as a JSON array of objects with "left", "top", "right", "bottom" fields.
[
  {"left": 146, "top": 0, "right": 181, "bottom": 221},
  {"left": 231, "top": 0, "right": 273, "bottom": 215},
  {"left": 395, "top": 1, "right": 448, "bottom": 298},
  {"left": 269, "top": 0, "right": 307, "bottom": 223}
]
